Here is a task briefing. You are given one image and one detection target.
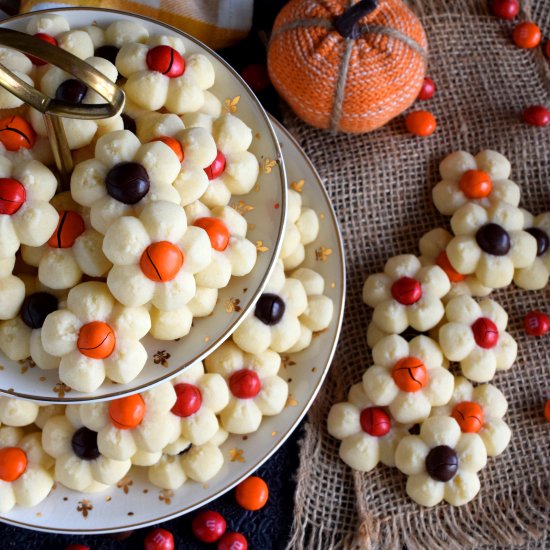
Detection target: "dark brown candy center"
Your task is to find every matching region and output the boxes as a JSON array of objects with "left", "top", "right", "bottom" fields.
[
  {"left": 254, "top": 293, "right": 285, "bottom": 325},
  {"left": 475, "top": 223, "right": 510, "bottom": 256},
  {"left": 94, "top": 45, "right": 120, "bottom": 65},
  {"left": 425, "top": 445, "right": 458, "bottom": 482},
  {"left": 526, "top": 227, "right": 549, "bottom": 257},
  {"left": 55, "top": 79, "right": 88, "bottom": 104},
  {"left": 105, "top": 162, "right": 150, "bottom": 205},
  {"left": 21, "top": 292, "right": 58, "bottom": 329},
  {"left": 71, "top": 427, "right": 100, "bottom": 461}
]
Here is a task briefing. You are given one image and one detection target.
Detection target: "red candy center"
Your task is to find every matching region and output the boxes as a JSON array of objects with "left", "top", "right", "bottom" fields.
[
  {"left": 28, "top": 33, "right": 58, "bottom": 65},
  {"left": 359, "top": 407, "right": 391, "bottom": 437},
  {"left": 471, "top": 317, "right": 499, "bottom": 349},
  {"left": 0, "top": 178, "right": 26, "bottom": 215},
  {"left": 77, "top": 321, "right": 116, "bottom": 359},
  {"left": 47, "top": 210, "right": 85, "bottom": 248},
  {"left": 152, "top": 136, "right": 184, "bottom": 162},
  {"left": 451, "top": 401, "right": 485, "bottom": 433},
  {"left": 0, "top": 447, "right": 28, "bottom": 482},
  {"left": 171, "top": 383, "right": 203, "bottom": 417},
  {"left": 0, "top": 115, "right": 36, "bottom": 151},
  {"left": 109, "top": 394, "right": 146, "bottom": 430},
  {"left": 146, "top": 46, "right": 185, "bottom": 78},
  {"left": 193, "top": 217, "right": 230, "bottom": 251},
  {"left": 204, "top": 150, "right": 226, "bottom": 180},
  {"left": 390, "top": 277, "right": 422, "bottom": 305},
  {"left": 392, "top": 356, "right": 429, "bottom": 393},
  {"left": 459, "top": 170, "right": 493, "bottom": 199},
  {"left": 140, "top": 241, "right": 184, "bottom": 282},
  {"left": 229, "top": 369, "right": 261, "bottom": 399}
]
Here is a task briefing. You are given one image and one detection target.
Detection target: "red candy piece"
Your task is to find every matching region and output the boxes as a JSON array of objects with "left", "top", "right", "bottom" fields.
[
  {"left": 545, "top": 399, "right": 550, "bottom": 423},
  {"left": 194, "top": 217, "right": 230, "bottom": 251},
  {"left": 144, "top": 528, "right": 175, "bottom": 550},
  {"left": 204, "top": 150, "right": 226, "bottom": 180},
  {"left": 523, "top": 106, "right": 550, "bottom": 127},
  {"left": 152, "top": 136, "right": 184, "bottom": 162},
  {"left": 192, "top": 510, "right": 227, "bottom": 543},
  {"left": 28, "top": 33, "right": 58, "bottom": 65},
  {"left": 391, "top": 276, "right": 422, "bottom": 305},
  {"left": 471, "top": 317, "right": 499, "bottom": 349},
  {"left": 417, "top": 77, "right": 436, "bottom": 101},
  {"left": 491, "top": 0, "right": 519, "bottom": 19},
  {"left": 523, "top": 310, "right": 550, "bottom": 336},
  {"left": 513, "top": 21, "right": 541, "bottom": 49},
  {"left": 0, "top": 178, "right": 26, "bottom": 215},
  {"left": 47, "top": 210, "right": 85, "bottom": 248},
  {"left": 359, "top": 407, "right": 391, "bottom": 437},
  {"left": 140, "top": 241, "right": 184, "bottom": 282},
  {"left": 0, "top": 115, "right": 36, "bottom": 151},
  {"left": 0, "top": 447, "right": 27, "bottom": 482},
  {"left": 171, "top": 383, "right": 202, "bottom": 417},
  {"left": 459, "top": 169, "right": 493, "bottom": 199},
  {"left": 235, "top": 476, "right": 269, "bottom": 511},
  {"left": 451, "top": 401, "right": 485, "bottom": 433},
  {"left": 405, "top": 110, "right": 437, "bottom": 137},
  {"left": 436, "top": 251, "right": 466, "bottom": 283},
  {"left": 146, "top": 46, "right": 185, "bottom": 78},
  {"left": 545, "top": 41, "right": 550, "bottom": 59},
  {"left": 109, "top": 394, "right": 146, "bottom": 430},
  {"left": 65, "top": 545, "right": 90, "bottom": 550},
  {"left": 229, "top": 369, "right": 261, "bottom": 399},
  {"left": 392, "top": 356, "right": 429, "bottom": 393},
  {"left": 77, "top": 321, "right": 116, "bottom": 359},
  {"left": 218, "top": 532, "right": 248, "bottom": 550},
  {"left": 240, "top": 63, "right": 270, "bottom": 93}
]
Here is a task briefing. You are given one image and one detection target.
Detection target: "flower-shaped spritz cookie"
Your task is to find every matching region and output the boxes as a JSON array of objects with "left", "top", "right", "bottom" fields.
[
  {"left": 0, "top": 427, "right": 54, "bottom": 512},
  {"left": 395, "top": 416, "right": 487, "bottom": 506},
  {"left": 70, "top": 130, "right": 181, "bottom": 234},
  {"left": 363, "top": 335, "right": 454, "bottom": 423},
  {"left": 432, "top": 150, "right": 520, "bottom": 216},
  {"left": 513, "top": 211, "right": 550, "bottom": 290},
  {"left": 327, "top": 383, "right": 410, "bottom": 472},
  {"left": 438, "top": 295, "right": 517, "bottom": 382},
  {"left": 232, "top": 261, "right": 307, "bottom": 354},
  {"left": 362, "top": 255, "right": 450, "bottom": 334},
  {"left": 42, "top": 410, "right": 131, "bottom": 492},
  {"left": 0, "top": 47, "right": 33, "bottom": 109},
  {"left": 432, "top": 377, "right": 511, "bottom": 457},
  {"left": 41, "top": 281, "right": 151, "bottom": 392},
  {"left": 446, "top": 202, "right": 536, "bottom": 289},
  {"left": 205, "top": 341, "right": 288, "bottom": 434},
  {"left": 116, "top": 35, "right": 214, "bottom": 113}
]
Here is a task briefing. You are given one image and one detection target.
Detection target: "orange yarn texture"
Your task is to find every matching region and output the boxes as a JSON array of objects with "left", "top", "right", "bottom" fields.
[{"left": 267, "top": 0, "right": 428, "bottom": 133}]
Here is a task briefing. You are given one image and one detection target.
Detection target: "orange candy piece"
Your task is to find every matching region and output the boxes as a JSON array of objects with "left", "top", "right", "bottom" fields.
[
  {"left": 235, "top": 475, "right": 269, "bottom": 511},
  {"left": 512, "top": 21, "right": 541, "bottom": 49},
  {"left": 436, "top": 250, "right": 466, "bottom": 283},
  {"left": 152, "top": 136, "right": 184, "bottom": 163},
  {"left": 392, "top": 356, "right": 429, "bottom": 392},
  {"left": 109, "top": 394, "right": 146, "bottom": 430},
  {"left": 451, "top": 401, "right": 485, "bottom": 433},
  {"left": 47, "top": 210, "right": 86, "bottom": 248},
  {"left": 459, "top": 169, "right": 493, "bottom": 199},
  {"left": 0, "top": 116, "right": 36, "bottom": 151},
  {"left": 77, "top": 321, "right": 116, "bottom": 359},
  {"left": 140, "top": 241, "right": 184, "bottom": 282},
  {"left": 193, "top": 217, "right": 230, "bottom": 251},
  {"left": 405, "top": 110, "right": 437, "bottom": 137},
  {"left": 0, "top": 447, "right": 28, "bottom": 482},
  {"left": 545, "top": 398, "right": 550, "bottom": 423}
]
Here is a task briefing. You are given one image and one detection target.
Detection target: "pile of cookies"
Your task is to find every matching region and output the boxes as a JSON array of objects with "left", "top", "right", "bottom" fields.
[{"left": 328, "top": 149, "right": 542, "bottom": 507}]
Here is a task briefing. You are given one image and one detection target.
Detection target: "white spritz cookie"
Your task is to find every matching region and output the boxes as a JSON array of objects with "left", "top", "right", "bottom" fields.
[
  {"left": 0, "top": 397, "right": 39, "bottom": 427},
  {"left": 0, "top": 47, "right": 34, "bottom": 109}
]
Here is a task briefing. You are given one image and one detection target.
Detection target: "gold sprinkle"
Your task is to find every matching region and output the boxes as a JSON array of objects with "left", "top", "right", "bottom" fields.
[
  {"left": 315, "top": 247, "right": 333, "bottom": 262},
  {"left": 290, "top": 179, "right": 305, "bottom": 193},
  {"left": 231, "top": 200, "right": 254, "bottom": 215},
  {"left": 53, "top": 382, "right": 71, "bottom": 398},
  {"left": 40, "top": 376, "right": 46, "bottom": 382},
  {"left": 320, "top": 213, "right": 326, "bottom": 220},
  {"left": 228, "top": 448, "right": 245, "bottom": 462},
  {"left": 331, "top": 282, "right": 336, "bottom": 288},
  {"left": 271, "top": 431, "right": 277, "bottom": 437},
  {"left": 204, "top": 336, "right": 210, "bottom": 343},
  {"left": 63, "top": 497, "right": 68, "bottom": 501},
  {"left": 226, "top": 297, "right": 241, "bottom": 313},
  {"left": 153, "top": 350, "right": 170, "bottom": 367},
  {"left": 286, "top": 395, "right": 298, "bottom": 407},
  {"left": 255, "top": 132, "right": 261, "bottom": 139},
  {"left": 242, "top": 435, "right": 248, "bottom": 441},
  {"left": 248, "top": 223, "right": 256, "bottom": 230},
  {"left": 223, "top": 96, "right": 240, "bottom": 113},
  {"left": 77, "top": 500, "right": 93, "bottom": 518},
  {"left": 281, "top": 356, "right": 296, "bottom": 368},
  {"left": 256, "top": 240, "right": 269, "bottom": 252},
  {"left": 143, "top": 489, "right": 149, "bottom": 494},
  {"left": 159, "top": 489, "right": 173, "bottom": 505},
  {"left": 253, "top": 184, "right": 260, "bottom": 193},
  {"left": 105, "top": 496, "right": 112, "bottom": 502},
  {"left": 117, "top": 476, "right": 133, "bottom": 494},
  {"left": 128, "top": 512, "right": 134, "bottom": 516},
  {"left": 203, "top": 484, "right": 209, "bottom": 489},
  {"left": 36, "top": 512, "right": 42, "bottom": 517},
  {"left": 0, "top": 365, "right": 4, "bottom": 371},
  {"left": 263, "top": 158, "right": 277, "bottom": 174},
  {"left": 311, "top": 367, "right": 317, "bottom": 373},
  {"left": 19, "top": 358, "right": 36, "bottom": 374}
]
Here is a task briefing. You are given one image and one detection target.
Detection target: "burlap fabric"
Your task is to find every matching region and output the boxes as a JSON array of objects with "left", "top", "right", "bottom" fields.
[{"left": 282, "top": 1, "right": 550, "bottom": 548}]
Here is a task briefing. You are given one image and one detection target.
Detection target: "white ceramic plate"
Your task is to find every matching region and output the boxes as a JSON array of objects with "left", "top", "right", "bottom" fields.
[
  {"left": 0, "top": 8, "right": 286, "bottom": 402},
  {"left": 0, "top": 118, "right": 345, "bottom": 534}
]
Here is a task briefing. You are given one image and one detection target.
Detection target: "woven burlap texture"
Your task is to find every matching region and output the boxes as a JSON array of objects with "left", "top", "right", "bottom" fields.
[{"left": 284, "top": 1, "right": 550, "bottom": 548}]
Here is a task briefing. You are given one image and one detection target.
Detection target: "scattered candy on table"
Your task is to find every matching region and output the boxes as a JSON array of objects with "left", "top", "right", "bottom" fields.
[
  {"left": 512, "top": 21, "right": 541, "bottom": 49},
  {"left": 404, "top": 110, "right": 437, "bottom": 137},
  {"left": 417, "top": 77, "right": 436, "bottom": 101},
  {"left": 235, "top": 475, "right": 269, "bottom": 511},
  {"left": 218, "top": 532, "right": 248, "bottom": 550},
  {"left": 491, "top": 0, "right": 520, "bottom": 20},
  {"left": 523, "top": 311, "right": 550, "bottom": 336},
  {"left": 192, "top": 510, "right": 227, "bottom": 543},
  {"left": 143, "top": 528, "right": 175, "bottom": 550},
  {"left": 523, "top": 105, "right": 550, "bottom": 127}
]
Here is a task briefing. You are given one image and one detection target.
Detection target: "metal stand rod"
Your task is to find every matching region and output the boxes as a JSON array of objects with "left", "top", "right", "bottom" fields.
[{"left": 43, "top": 113, "right": 73, "bottom": 191}]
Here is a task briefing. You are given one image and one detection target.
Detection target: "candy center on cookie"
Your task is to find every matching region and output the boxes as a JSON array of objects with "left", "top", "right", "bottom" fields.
[
  {"left": 229, "top": 369, "right": 261, "bottom": 399},
  {"left": 204, "top": 150, "right": 226, "bottom": 180},
  {"left": 105, "top": 162, "right": 150, "bottom": 205},
  {"left": 193, "top": 217, "right": 230, "bottom": 251},
  {"left": 0, "top": 447, "right": 28, "bottom": 481},
  {"left": 475, "top": 223, "right": 510, "bottom": 256},
  {"left": 451, "top": 401, "right": 485, "bottom": 433},
  {"left": 71, "top": 427, "right": 100, "bottom": 461},
  {"left": 21, "top": 292, "right": 58, "bottom": 329},
  {"left": 151, "top": 136, "right": 184, "bottom": 162},
  {"left": 77, "top": 321, "right": 116, "bottom": 359},
  {"left": 109, "top": 394, "right": 146, "bottom": 430},
  {"left": 0, "top": 115, "right": 36, "bottom": 151},
  {"left": 94, "top": 45, "right": 120, "bottom": 65},
  {"left": 526, "top": 227, "right": 549, "bottom": 256},
  {"left": 435, "top": 251, "right": 466, "bottom": 283},
  {"left": 55, "top": 79, "right": 88, "bottom": 104},
  {"left": 254, "top": 293, "right": 286, "bottom": 325},
  {"left": 47, "top": 210, "right": 85, "bottom": 248},
  {"left": 171, "top": 383, "right": 203, "bottom": 417},
  {"left": 146, "top": 45, "right": 185, "bottom": 78},
  {"left": 359, "top": 407, "right": 391, "bottom": 437},
  {"left": 392, "top": 357, "right": 429, "bottom": 392},
  {"left": 459, "top": 169, "right": 493, "bottom": 199},
  {"left": 390, "top": 277, "right": 422, "bottom": 305},
  {"left": 29, "top": 33, "right": 58, "bottom": 65},
  {"left": 425, "top": 445, "right": 458, "bottom": 482},
  {"left": 471, "top": 317, "right": 499, "bottom": 349},
  {"left": 0, "top": 178, "right": 26, "bottom": 215},
  {"left": 140, "top": 241, "right": 184, "bottom": 282}
]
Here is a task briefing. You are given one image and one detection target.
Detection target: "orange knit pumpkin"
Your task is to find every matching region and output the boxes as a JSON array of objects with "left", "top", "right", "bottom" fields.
[{"left": 267, "top": 0, "right": 428, "bottom": 133}]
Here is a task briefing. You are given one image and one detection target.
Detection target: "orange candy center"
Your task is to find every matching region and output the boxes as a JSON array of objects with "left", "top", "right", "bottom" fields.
[
  {"left": 152, "top": 136, "right": 184, "bottom": 162},
  {"left": 436, "top": 250, "right": 466, "bottom": 283},
  {"left": 77, "top": 321, "right": 116, "bottom": 359},
  {"left": 0, "top": 447, "right": 28, "bottom": 482},
  {"left": 140, "top": 241, "right": 184, "bottom": 282},
  {"left": 459, "top": 170, "right": 493, "bottom": 199},
  {"left": 193, "top": 217, "right": 230, "bottom": 251},
  {"left": 392, "top": 356, "right": 429, "bottom": 393},
  {"left": 47, "top": 210, "right": 86, "bottom": 248},
  {"left": 451, "top": 401, "right": 485, "bottom": 433},
  {"left": 0, "top": 115, "right": 36, "bottom": 151},
  {"left": 109, "top": 394, "right": 146, "bottom": 430}
]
